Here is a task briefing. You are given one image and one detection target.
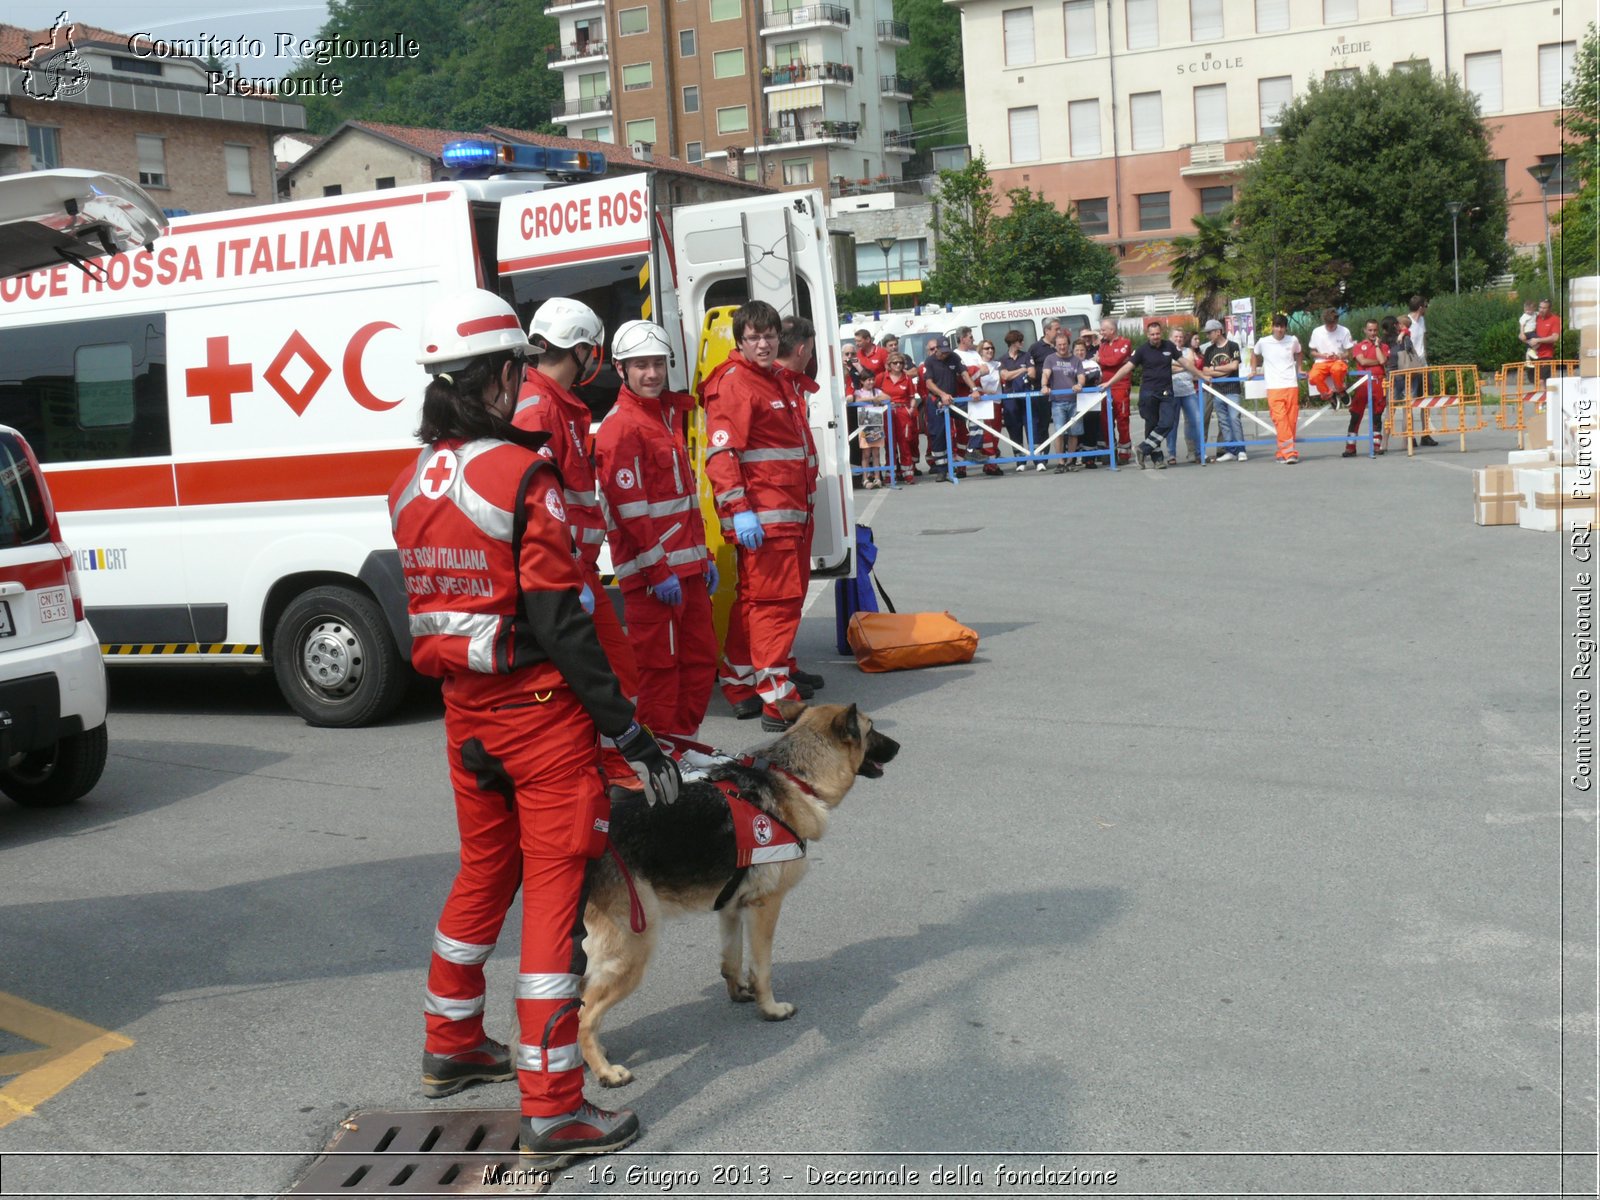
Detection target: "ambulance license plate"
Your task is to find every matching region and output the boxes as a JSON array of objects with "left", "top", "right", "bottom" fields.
[{"left": 0, "top": 601, "right": 12, "bottom": 637}]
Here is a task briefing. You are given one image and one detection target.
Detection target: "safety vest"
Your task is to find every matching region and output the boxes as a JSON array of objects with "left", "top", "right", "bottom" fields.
[
  {"left": 513, "top": 374, "right": 608, "bottom": 571},
  {"left": 593, "top": 387, "right": 708, "bottom": 592},
  {"left": 701, "top": 351, "right": 816, "bottom": 541},
  {"left": 388, "top": 438, "right": 569, "bottom": 685}
]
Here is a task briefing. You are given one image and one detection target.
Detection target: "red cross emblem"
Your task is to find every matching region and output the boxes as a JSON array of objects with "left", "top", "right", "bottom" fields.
[
  {"left": 420, "top": 449, "right": 458, "bottom": 498},
  {"left": 752, "top": 814, "right": 773, "bottom": 845},
  {"left": 185, "top": 336, "right": 253, "bottom": 424}
]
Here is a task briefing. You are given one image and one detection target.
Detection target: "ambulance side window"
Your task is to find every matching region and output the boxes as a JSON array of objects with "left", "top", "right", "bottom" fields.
[
  {"left": 983, "top": 321, "right": 1031, "bottom": 347},
  {"left": 0, "top": 315, "right": 171, "bottom": 464}
]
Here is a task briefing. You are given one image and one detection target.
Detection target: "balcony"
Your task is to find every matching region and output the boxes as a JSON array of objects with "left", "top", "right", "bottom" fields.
[
  {"left": 883, "top": 129, "right": 916, "bottom": 155},
  {"left": 761, "top": 119, "right": 861, "bottom": 147},
  {"left": 1178, "top": 141, "right": 1245, "bottom": 177},
  {"left": 553, "top": 93, "right": 612, "bottom": 120},
  {"left": 879, "top": 73, "right": 913, "bottom": 100},
  {"left": 546, "top": 40, "right": 607, "bottom": 66},
  {"left": 759, "top": 4, "right": 851, "bottom": 34},
  {"left": 763, "top": 61, "right": 854, "bottom": 91},
  {"left": 877, "top": 19, "right": 910, "bottom": 44},
  {"left": 543, "top": 0, "right": 604, "bottom": 12}
]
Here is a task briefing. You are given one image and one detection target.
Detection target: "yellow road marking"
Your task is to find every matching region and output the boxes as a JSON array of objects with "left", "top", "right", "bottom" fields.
[{"left": 0, "top": 992, "right": 133, "bottom": 1128}]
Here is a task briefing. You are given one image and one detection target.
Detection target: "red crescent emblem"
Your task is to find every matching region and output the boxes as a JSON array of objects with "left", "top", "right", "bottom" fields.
[{"left": 344, "top": 321, "right": 403, "bottom": 411}]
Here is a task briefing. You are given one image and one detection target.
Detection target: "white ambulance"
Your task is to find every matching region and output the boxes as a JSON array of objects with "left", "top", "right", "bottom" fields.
[
  {"left": 0, "top": 143, "right": 854, "bottom": 727},
  {"left": 838, "top": 294, "right": 1104, "bottom": 354}
]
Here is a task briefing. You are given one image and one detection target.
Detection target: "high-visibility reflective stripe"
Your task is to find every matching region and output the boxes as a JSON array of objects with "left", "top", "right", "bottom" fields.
[
  {"left": 515, "top": 972, "right": 581, "bottom": 1001},
  {"left": 740, "top": 447, "right": 806, "bottom": 462},
  {"left": 666, "top": 546, "right": 707, "bottom": 566},
  {"left": 649, "top": 495, "right": 698, "bottom": 517},
  {"left": 580, "top": 527, "right": 607, "bottom": 544},
  {"left": 411, "top": 611, "right": 500, "bottom": 674},
  {"left": 758, "top": 509, "right": 809, "bottom": 524},
  {"left": 565, "top": 487, "right": 599, "bottom": 507},
  {"left": 806, "top": 455, "right": 817, "bottom": 468},
  {"left": 612, "top": 543, "right": 666, "bottom": 578},
  {"left": 715, "top": 486, "right": 746, "bottom": 504},
  {"left": 433, "top": 929, "right": 496, "bottom": 965},
  {"left": 706, "top": 445, "right": 737, "bottom": 460},
  {"left": 424, "top": 989, "right": 486, "bottom": 1020},
  {"left": 391, "top": 441, "right": 517, "bottom": 544},
  {"left": 615, "top": 499, "right": 650, "bottom": 519},
  {"left": 517, "top": 1041, "right": 584, "bottom": 1073}
]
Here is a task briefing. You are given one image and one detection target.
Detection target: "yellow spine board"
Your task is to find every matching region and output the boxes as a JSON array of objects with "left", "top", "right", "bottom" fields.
[{"left": 688, "top": 306, "right": 741, "bottom": 644}]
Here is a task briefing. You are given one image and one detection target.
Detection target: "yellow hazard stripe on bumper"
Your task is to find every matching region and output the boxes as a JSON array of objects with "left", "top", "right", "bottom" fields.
[
  {"left": 639, "top": 260, "right": 651, "bottom": 320},
  {"left": 101, "top": 643, "right": 262, "bottom": 656}
]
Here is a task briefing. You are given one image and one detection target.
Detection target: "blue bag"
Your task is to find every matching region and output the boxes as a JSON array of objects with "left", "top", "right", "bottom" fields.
[{"left": 835, "top": 525, "right": 892, "bottom": 653}]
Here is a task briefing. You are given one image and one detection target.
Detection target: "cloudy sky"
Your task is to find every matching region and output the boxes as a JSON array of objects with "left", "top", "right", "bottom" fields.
[{"left": 14, "top": 3, "right": 334, "bottom": 78}]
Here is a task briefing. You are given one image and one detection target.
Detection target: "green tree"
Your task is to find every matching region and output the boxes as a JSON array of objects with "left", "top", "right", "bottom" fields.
[
  {"left": 992, "top": 189, "right": 1121, "bottom": 305},
  {"left": 1552, "top": 24, "right": 1599, "bottom": 285},
  {"left": 894, "top": 0, "right": 962, "bottom": 94},
  {"left": 925, "top": 158, "right": 1009, "bottom": 304},
  {"left": 1232, "top": 65, "right": 1509, "bottom": 309},
  {"left": 1167, "top": 212, "right": 1236, "bottom": 320}
]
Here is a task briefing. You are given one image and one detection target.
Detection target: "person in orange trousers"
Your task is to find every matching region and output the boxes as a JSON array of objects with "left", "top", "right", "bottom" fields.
[{"left": 1252, "top": 313, "right": 1305, "bottom": 464}]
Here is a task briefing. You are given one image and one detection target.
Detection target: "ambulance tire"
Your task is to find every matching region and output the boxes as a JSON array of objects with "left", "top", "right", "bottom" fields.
[
  {"left": 0, "top": 723, "right": 109, "bottom": 807},
  {"left": 273, "top": 586, "right": 408, "bottom": 728}
]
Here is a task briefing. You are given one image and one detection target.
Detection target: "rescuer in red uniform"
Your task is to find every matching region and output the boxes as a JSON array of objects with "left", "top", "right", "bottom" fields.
[
  {"left": 701, "top": 300, "right": 817, "bottom": 731},
  {"left": 593, "top": 320, "right": 718, "bottom": 739},
  {"left": 392, "top": 290, "right": 679, "bottom": 1170},
  {"left": 513, "top": 297, "right": 639, "bottom": 795},
  {"left": 1095, "top": 318, "right": 1134, "bottom": 465}
]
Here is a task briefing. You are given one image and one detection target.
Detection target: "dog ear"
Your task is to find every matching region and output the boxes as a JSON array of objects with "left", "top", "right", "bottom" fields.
[
  {"left": 775, "top": 698, "right": 807, "bottom": 721},
  {"left": 836, "top": 703, "right": 861, "bottom": 743}
]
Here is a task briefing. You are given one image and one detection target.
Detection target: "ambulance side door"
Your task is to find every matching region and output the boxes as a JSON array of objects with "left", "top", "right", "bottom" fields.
[{"left": 671, "top": 191, "right": 853, "bottom": 575}]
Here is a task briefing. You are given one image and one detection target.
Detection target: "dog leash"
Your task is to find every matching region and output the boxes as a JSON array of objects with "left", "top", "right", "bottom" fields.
[
  {"left": 659, "top": 734, "right": 819, "bottom": 799},
  {"left": 604, "top": 840, "right": 648, "bottom": 934}
]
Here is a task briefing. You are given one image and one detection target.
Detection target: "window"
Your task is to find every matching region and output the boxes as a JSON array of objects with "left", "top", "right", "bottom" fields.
[
  {"left": 855, "top": 238, "right": 925, "bottom": 285},
  {"left": 0, "top": 433, "right": 49, "bottom": 549},
  {"left": 27, "top": 126, "right": 59, "bottom": 171},
  {"left": 625, "top": 118, "right": 657, "bottom": 143},
  {"left": 622, "top": 62, "right": 653, "bottom": 90},
  {"left": 1064, "top": 0, "right": 1096, "bottom": 56},
  {"left": 1137, "top": 191, "right": 1170, "bottom": 231},
  {"left": 579, "top": 71, "right": 607, "bottom": 98},
  {"left": 1393, "top": 58, "right": 1428, "bottom": 73},
  {"left": 136, "top": 135, "right": 166, "bottom": 187},
  {"left": 1259, "top": 76, "right": 1292, "bottom": 134},
  {"left": 1494, "top": 159, "right": 1506, "bottom": 193},
  {"left": 772, "top": 39, "right": 802, "bottom": 66},
  {"left": 683, "top": 84, "right": 700, "bottom": 112},
  {"left": 1190, "top": 0, "right": 1223, "bottom": 41},
  {"left": 1324, "top": 68, "right": 1357, "bottom": 85},
  {"left": 686, "top": 141, "right": 703, "bottom": 162},
  {"left": 1540, "top": 42, "right": 1576, "bottom": 107},
  {"left": 224, "top": 144, "right": 252, "bottom": 194},
  {"left": 1130, "top": 91, "right": 1163, "bottom": 151},
  {"left": 1075, "top": 197, "right": 1109, "bottom": 236},
  {"left": 110, "top": 55, "right": 161, "bottom": 76},
  {"left": 1323, "top": 0, "right": 1357, "bottom": 23},
  {"left": 713, "top": 48, "right": 745, "bottom": 78},
  {"left": 1391, "top": 0, "right": 1427, "bottom": 12},
  {"left": 1464, "top": 51, "right": 1502, "bottom": 113},
  {"left": 0, "top": 315, "right": 172, "bottom": 464},
  {"left": 1126, "top": 0, "right": 1157, "bottom": 50},
  {"left": 323, "top": 185, "right": 342, "bottom": 196},
  {"left": 580, "top": 126, "right": 608, "bottom": 140},
  {"left": 1008, "top": 106, "right": 1041, "bottom": 162},
  {"left": 710, "top": 0, "right": 741, "bottom": 19},
  {"left": 1068, "top": 99, "right": 1101, "bottom": 156},
  {"left": 1255, "top": 0, "right": 1289, "bottom": 32},
  {"left": 1199, "top": 185, "right": 1233, "bottom": 215},
  {"left": 743, "top": 162, "right": 758, "bottom": 181},
  {"left": 376, "top": 176, "right": 396, "bottom": 189},
  {"left": 618, "top": 7, "right": 648, "bottom": 34},
  {"left": 717, "top": 105, "right": 749, "bottom": 134},
  {"left": 1193, "top": 84, "right": 1227, "bottom": 141},
  {"left": 1003, "top": 8, "right": 1035, "bottom": 67},
  {"left": 782, "top": 158, "right": 813, "bottom": 185},
  {"left": 679, "top": 29, "right": 696, "bottom": 56}
]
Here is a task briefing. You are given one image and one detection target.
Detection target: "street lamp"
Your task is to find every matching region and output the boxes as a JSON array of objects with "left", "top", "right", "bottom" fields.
[
  {"left": 1527, "top": 157, "right": 1567, "bottom": 298},
  {"left": 1445, "top": 201, "right": 1463, "bottom": 294},
  {"left": 875, "top": 236, "right": 897, "bottom": 313}
]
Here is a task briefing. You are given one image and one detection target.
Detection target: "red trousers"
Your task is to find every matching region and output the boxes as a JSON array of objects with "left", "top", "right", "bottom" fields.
[
  {"left": 624, "top": 572, "right": 717, "bottom": 739},
  {"left": 891, "top": 403, "right": 917, "bottom": 475},
  {"left": 424, "top": 689, "right": 607, "bottom": 1118},
  {"left": 1110, "top": 382, "right": 1132, "bottom": 453},
  {"left": 719, "top": 534, "right": 807, "bottom": 716},
  {"left": 1347, "top": 375, "right": 1386, "bottom": 445},
  {"left": 584, "top": 562, "right": 639, "bottom": 786}
]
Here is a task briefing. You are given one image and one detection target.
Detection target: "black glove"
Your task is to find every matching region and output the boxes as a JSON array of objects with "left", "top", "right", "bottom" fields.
[{"left": 614, "top": 722, "right": 680, "bottom": 806}]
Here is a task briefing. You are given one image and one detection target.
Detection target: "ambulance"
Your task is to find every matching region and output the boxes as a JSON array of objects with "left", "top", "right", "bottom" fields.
[
  {"left": 838, "top": 294, "right": 1103, "bottom": 355},
  {"left": 0, "top": 142, "right": 854, "bottom": 727}
]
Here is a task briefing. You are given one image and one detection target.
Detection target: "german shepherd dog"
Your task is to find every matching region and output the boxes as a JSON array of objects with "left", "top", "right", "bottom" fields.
[{"left": 578, "top": 701, "right": 899, "bottom": 1087}]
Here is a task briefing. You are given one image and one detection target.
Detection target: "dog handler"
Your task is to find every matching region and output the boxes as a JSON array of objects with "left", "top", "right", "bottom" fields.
[
  {"left": 512, "top": 298, "right": 643, "bottom": 794},
  {"left": 391, "top": 290, "right": 680, "bottom": 1167},
  {"left": 594, "top": 320, "right": 718, "bottom": 740}
]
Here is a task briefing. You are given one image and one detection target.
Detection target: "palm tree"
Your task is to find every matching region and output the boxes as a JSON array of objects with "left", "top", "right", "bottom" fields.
[{"left": 1168, "top": 211, "right": 1236, "bottom": 321}]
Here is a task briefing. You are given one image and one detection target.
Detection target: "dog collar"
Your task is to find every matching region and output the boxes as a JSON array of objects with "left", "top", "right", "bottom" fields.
[{"left": 736, "top": 753, "right": 816, "bottom": 797}]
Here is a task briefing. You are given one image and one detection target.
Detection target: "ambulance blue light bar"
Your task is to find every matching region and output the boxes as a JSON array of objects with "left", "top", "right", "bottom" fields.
[{"left": 441, "top": 139, "right": 606, "bottom": 176}]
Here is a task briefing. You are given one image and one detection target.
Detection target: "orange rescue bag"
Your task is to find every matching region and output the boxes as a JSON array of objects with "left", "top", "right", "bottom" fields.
[{"left": 846, "top": 611, "right": 978, "bottom": 673}]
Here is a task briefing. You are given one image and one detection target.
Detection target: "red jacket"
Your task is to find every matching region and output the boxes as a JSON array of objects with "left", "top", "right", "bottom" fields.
[
  {"left": 876, "top": 372, "right": 917, "bottom": 406},
  {"left": 593, "top": 387, "right": 708, "bottom": 593},
  {"left": 513, "top": 372, "right": 607, "bottom": 571},
  {"left": 701, "top": 350, "right": 815, "bottom": 540},
  {"left": 857, "top": 344, "right": 888, "bottom": 377},
  {"left": 1097, "top": 337, "right": 1133, "bottom": 392}
]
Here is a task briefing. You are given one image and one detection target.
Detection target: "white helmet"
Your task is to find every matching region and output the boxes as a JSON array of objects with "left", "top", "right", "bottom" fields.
[
  {"left": 528, "top": 297, "right": 605, "bottom": 351},
  {"left": 416, "top": 289, "right": 536, "bottom": 372},
  {"left": 611, "top": 320, "right": 672, "bottom": 363}
]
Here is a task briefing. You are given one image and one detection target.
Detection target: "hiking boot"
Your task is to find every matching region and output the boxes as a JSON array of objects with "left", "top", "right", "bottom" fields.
[
  {"left": 520, "top": 1102, "right": 640, "bottom": 1171},
  {"left": 982, "top": 463, "right": 1003, "bottom": 476},
  {"left": 791, "top": 667, "right": 825, "bottom": 691},
  {"left": 793, "top": 678, "right": 815, "bottom": 700},
  {"left": 421, "top": 1038, "right": 514, "bottom": 1099},
  {"left": 731, "top": 697, "right": 763, "bottom": 720},
  {"left": 1420, "top": 435, "right": 1439, "bottom": 447},
  {"left": 760, "top": 708, "right": 796, "bottom": 733}
]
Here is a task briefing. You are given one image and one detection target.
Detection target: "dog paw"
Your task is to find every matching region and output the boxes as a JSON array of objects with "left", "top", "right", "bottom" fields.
[
  {"left": 595, "top": 1063, "right": 634, "bottom": 1087},
  {"left": 759, "top": 1001, "right": 797, "bottom": 1022},
  {"left": 727, "top": 981, "right": 756, "bottom": 1003}
]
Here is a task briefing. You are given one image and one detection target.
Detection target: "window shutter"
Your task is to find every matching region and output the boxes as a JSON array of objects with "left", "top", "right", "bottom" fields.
[
  {"left": 1390, "top": 0, "right": 1427, "bottom": 13},
  {"left": 1130, "top": 91, "right": 1163, "bottom": 151},
  {"left": 1003, "top": 8, "right": 1035, "bottom": 66},
  {"left": 1540, "top": 43, "right": 1575, "bottom": 107},
  {"left": 1126, "top": 0, "right": 1157, "bottom": 50},
  {"left": 1322, "top": 0, "right": 1357, "bottom": 22},
  {"left": 1255, "top": 0, "right": 1289, "bottom": 32},
  {"left": 1465, "top": 51, "right": 1502, "bottom": 113},
  {"left": 1069, "top": 99, "right": 1101, "bottom": 157},
  {"left": 1258, "top": 76, "right": 1292, "bottom": 133},
  {"left": 1190, "top": 0, "right": 1223, "bottom": 41},
  {"left": 1008, "top": 106, "right": 1041, "bottom": 162},
  {"left": 1063, "top": 0, "right": 1096, "bottom": 56},
  {"left": 1194, "top": 84, "right": 1227, "bottom": 142}
]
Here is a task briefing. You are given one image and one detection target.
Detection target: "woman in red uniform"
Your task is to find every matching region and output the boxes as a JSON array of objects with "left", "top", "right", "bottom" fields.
[
  {"left": 390, "top": 290, "right": 679, "bottom": 1171},
  {"left": 876, "top": 351, "right": 919, "bottom": 484}
]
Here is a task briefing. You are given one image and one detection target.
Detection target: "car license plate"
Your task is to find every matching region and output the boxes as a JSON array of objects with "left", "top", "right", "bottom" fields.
[
  {"left": 0, "top": 601, "right": 12, "bottom": 637},
  {"left": 37, "top": 588, "right": 69, "bottom": 624}
]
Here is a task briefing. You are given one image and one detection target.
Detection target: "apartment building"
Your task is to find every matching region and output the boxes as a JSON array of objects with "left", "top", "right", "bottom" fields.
[
  {"left": 950, "top": 0, "right": 1581, "bottom": 289},
  {"left": 544, "top": 0, "right": 914, "bottom": 190}
]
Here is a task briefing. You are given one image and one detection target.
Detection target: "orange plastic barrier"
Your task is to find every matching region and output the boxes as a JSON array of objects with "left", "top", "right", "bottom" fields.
[{"left": 1384, "top": 365, "right": 1485, "bottom": 455}]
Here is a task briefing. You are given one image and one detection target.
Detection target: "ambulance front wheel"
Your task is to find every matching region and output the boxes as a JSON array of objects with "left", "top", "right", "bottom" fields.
[{"left": 273, "top": 586, "right": 408, "bottom": 727}]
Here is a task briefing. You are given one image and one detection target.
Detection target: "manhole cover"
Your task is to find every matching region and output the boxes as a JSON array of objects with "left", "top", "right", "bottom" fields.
[
  {"left": 286, "top": 1108, "right": 549, "bottom": 1197},
  {"left": 919, "top": 527, "right": 982, "bottom": 535}
]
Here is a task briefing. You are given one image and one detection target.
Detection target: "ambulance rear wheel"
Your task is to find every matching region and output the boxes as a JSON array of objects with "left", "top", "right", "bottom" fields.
[{"left": 273, "top": 586, "right": 407, "bottom": 727}]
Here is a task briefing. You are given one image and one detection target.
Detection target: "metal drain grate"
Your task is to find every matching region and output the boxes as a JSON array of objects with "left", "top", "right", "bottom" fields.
[{"left": 285, "top": 1108, "right": 550, "bottom": 1197}]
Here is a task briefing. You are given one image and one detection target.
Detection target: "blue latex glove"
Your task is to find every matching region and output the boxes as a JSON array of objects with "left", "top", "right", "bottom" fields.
[
  {"left": 732, "top": 510, "right": 764, "bottom": 550},
  {"left": 705, "top": 560, "right": 720, "bottom": 594},
  {"left": 652, "top": 575, "right": 683, "bottom": 606},
  {"left": 578, "top": 582, "right": 595, "bottom": 614}
]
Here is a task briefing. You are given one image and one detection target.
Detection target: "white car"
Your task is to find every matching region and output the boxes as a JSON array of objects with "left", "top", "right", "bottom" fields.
[{"left": 0, "top": 168, "right": 166, "bottom": 804}]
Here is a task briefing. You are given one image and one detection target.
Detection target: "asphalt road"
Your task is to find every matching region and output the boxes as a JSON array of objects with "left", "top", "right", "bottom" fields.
[{"left": 0, "top": 427, "right": 1591, "bottom": 1199}]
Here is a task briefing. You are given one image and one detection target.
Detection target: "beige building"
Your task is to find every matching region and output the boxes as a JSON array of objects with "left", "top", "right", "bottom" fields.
[
  {"left": 948, "top": 0, "right": 1581, "bottom": 292},
  {"left": 546, "top": 0, "right": 914, "bottom": 190}
]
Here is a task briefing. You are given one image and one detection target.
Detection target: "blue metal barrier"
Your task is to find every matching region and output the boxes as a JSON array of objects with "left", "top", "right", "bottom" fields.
[{"left": 935, "top": 388, "right": 1119, "bottom": 484}]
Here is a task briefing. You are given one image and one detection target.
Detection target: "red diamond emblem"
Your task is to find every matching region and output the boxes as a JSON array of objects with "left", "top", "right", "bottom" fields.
[{"left": 263, "top": 331, "right": 331, "bottom": 416}]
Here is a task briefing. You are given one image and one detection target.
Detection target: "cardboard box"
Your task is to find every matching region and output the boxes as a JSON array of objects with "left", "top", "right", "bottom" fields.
[
  {"left": 1508, "top": 448, "right": 1555, "bottom": 466},
  {"left": 1474, "top": 465, "right": 1518, "bottom": 498},
  {"left": 1515, "top": 465, "right": 1563, "bottom": 505},
  {"left": 1475, "top": 496, "right": 1521, "bottom": 526},
  {"left": 1525, "top": 400, "right": 1552, "bottom": 450},
  {"left": 1534, "top": 490, "right": 1598, "bottom": 517}
]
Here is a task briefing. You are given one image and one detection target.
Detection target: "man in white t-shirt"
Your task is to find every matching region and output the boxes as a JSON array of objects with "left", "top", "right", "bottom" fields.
[
  {"left": 1252, "top": 312, "right": 1304, "bottom": 464},
  {"left": 1407, "top": 294, "right": 1438, "bottom": 446},
  {"left": 1306, "top": 307, "right": 1353, "bottom": 410}
]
